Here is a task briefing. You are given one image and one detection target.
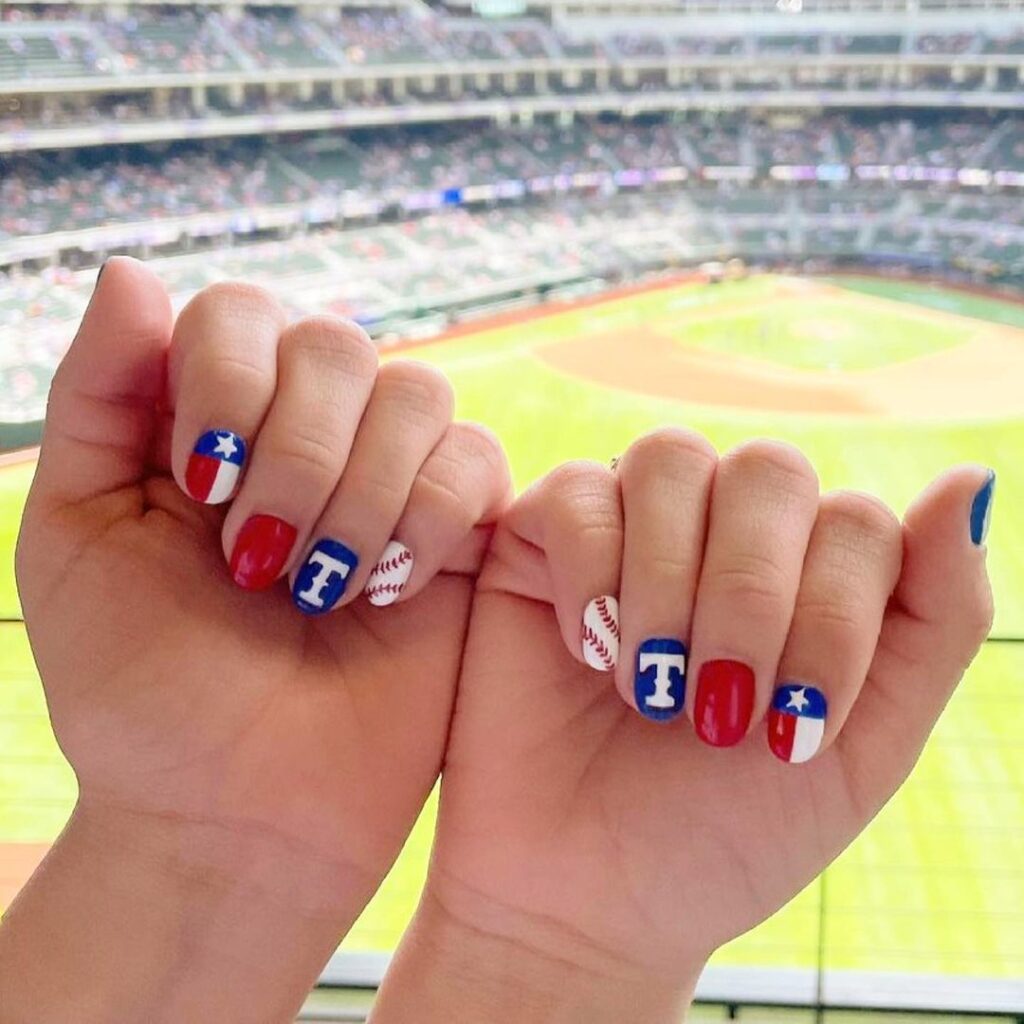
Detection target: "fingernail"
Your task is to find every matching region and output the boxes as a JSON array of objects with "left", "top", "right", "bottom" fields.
[
  {"left": 970, "top": 470, "right": 996, "bottom": 546},
  {"left": 186, "top": 429, "right": 246, "bottom": 504},
  {"left": 230, "top": 515, "right": 297, "bottom": 591},
  {"left": 94, "top": 260, "right": 108, "bottom": 288},
  {"left": 581, "top": 595, "right": 619, "bottom": 672},
  {"left": 768, "top": 683, "right": 827, "bottom": 764},
  {"left": 635, "top": 638, "right": 687, "bottom": 722},
  {"left": 292, "top": 538, "right": 359, "bottom": 615},
  {"left": 694, "top": 659, "right": 755, "bottom": 747},
  {"left": 365, "top": 541, "right": 414, "bottom": 607}
]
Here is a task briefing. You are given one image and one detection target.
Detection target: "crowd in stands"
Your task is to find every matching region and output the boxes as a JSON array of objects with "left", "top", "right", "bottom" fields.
[
  {"left": 5, "top": 6, "right": 1024, "bottom": 82},
  {"left": 6, "top": 113, "right": 1024, "bottom": 242}
]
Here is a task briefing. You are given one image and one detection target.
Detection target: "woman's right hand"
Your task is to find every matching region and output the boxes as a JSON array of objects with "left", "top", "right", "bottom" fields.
[{"left": 373, "top": 431, "right": 995, "bottom": 1022}]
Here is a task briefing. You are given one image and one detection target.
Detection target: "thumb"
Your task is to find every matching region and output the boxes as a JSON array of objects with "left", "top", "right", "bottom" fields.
[
  {"left": 29, "top": 257, "right": 173, "bottom": 510},
  {"left": 837, "top": 463, "right": 996, "bottom": 813}
]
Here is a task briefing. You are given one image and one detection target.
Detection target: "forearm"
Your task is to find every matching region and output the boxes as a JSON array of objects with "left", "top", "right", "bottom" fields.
[
  {"left": 0, "top": 799, "right": 367, "bottom": 1024},
  {"left": 370, "top": 892, "right": 701, "bottom": 1024}
]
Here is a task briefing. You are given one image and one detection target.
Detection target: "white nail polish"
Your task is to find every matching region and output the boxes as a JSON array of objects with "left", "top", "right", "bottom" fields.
[
  {"left": 581, "top": 595, "right": 620, "bottom": 672},
  {"left": 365, "top": 541, "right": 414, "bottom": 607}
]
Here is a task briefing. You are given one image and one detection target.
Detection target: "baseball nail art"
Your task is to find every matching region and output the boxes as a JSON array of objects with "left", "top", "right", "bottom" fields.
[
  {"left": 694, "top": 659, "right": 756, "bottom": 748},
  {"left": 581, "top": 595, "right": 620, "bottom": 672},
  {"left": 186, "top": 429, "right": 246, "bottom": 505},
  {"left": 365, "top": 541, "right": 414, "bottom": 608},
  {"left": 970, "top": 470, "right": 996, "bottom": 546},
  {"left": 768, "top": 684, "right": 828, "bottom": 764},
  {"left": 292, "top": 538, "right": 359, "bottom": 615},
  {"left": 230, "top": 515, "right": 297, "bottom": 591},
  {"left": 635, "top": 638, "right": 687, "bottom": 722}
]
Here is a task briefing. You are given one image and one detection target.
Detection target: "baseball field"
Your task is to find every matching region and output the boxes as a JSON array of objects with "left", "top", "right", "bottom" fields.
[{"left": 1, "top": 273, "right": 1022, "bottom": 987}]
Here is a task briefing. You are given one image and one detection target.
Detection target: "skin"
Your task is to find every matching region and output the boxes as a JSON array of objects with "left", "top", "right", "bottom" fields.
[
  {"left": 0, "top": 258, "right": 511, "bottom": 1023},
  {"left": 371, "top": 439, "right": 995, "bottom": 1021},
  {"left": 0, "top": 257, "right": 995, "bottom": 1022}
]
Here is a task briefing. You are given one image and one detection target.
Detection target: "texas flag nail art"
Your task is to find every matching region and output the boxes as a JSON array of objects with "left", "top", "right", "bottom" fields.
[
  {"left": 186, "top": 430, "right": 246, "bottom": 505},
  {"left": 768, "top": 683, "right": 828, "bottom": 764}
]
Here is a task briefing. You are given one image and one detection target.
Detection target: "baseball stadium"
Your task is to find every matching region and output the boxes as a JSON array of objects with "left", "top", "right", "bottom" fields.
[{"left": 1, "top": 0, "right": 1023, "bottom": 1019}]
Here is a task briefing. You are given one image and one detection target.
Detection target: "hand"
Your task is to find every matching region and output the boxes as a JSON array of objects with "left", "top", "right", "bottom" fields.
[
  {"left": 373, "top": 430, "right": 995, "bottom": 1021},
  {"left": 6, "top": 258, "right": 510, "bottom": 1021}
]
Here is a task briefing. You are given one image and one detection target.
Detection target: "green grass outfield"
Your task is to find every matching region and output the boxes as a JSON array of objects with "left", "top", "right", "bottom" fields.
[{"left": 1, "top": 274, "right": 1022, "bottom": 982}]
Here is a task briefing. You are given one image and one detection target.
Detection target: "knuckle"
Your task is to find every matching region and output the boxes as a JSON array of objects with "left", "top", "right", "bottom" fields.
[
  {"left": 722, "top": 439, "right": 819, "bottom": 501},
  {"left": 545, "top": 459, "right": 613, "bottom": 499},
  {"left": 713, "top": 550, "right": 789, "bottom": 617},
  {"left": 265, "top": 427, "right": 339, "bottom": 478},
  {"left": 418, "top": 462, "right": 475, "bottom": 527},
  {"left": 794, "top": 592, "right": 865, "bottom": 636},
  {"left": 821, "top": 490, "right": 901, "bottom": 553},
  {"left": 204, "top": 351, "right": 274, "bottom": 392},
  {"left": 378, "top": 361, "right": 454, "bottom": 427},
  {"left": 449, "top": 422, "right": 507, "bottom": 475},
  {"left": 280, "top": 316, "right": 378, "bottom": 381},
  {"left": 347, "top": 465, "right": 410, "bottom": 509},
  {"left": 620, "top": 427, "right": 717, "bottom": 485},
  {"left": 545, "top": 460, "right": 621, "bottom": 529},
  {"left": 180, "top": 281, "right": 285, "bottom": 332}
]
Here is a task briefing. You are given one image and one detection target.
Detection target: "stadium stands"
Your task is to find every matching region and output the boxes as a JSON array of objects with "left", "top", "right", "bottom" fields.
[
  {"left": 6, "top": 3, "right": 1024, "bottom": 351},
  {"left": 6, "top": 113, "right": 1024, "bottom": 245}
]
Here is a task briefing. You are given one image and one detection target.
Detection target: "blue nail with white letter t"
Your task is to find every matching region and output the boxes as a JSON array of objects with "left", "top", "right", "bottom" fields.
[
  {"left": 634, "top": 638, "right": 687, "bottom": 722},
  {"left": 292, "top": 539, "right": 359, "bottom": 616}
]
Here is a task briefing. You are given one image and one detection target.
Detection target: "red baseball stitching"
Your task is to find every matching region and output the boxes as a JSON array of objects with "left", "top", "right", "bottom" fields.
[
  {"left": 581, "top": 625, "right": 615, "bottom": 669},
  {"left": 371, "top": 548, "right": 413, "bottom": 577},
  {"left": 595, "top": 597, "right": 620, "bottom": 640},
  {"left": 365, "top": 581, "right": 405, "bottom": 601}
]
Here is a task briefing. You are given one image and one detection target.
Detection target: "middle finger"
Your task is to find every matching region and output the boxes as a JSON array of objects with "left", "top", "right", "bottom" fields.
[{"left": 686, "top": 440, "right": 819, "bottom": 747}]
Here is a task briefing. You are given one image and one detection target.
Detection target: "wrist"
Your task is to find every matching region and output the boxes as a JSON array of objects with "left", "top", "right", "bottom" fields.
[
  {"left": 371, "top": 888, "right": 704, "bottom": 1024},
  {"left": 0, "top": 797, "right": 370, "bottom": 1023}
]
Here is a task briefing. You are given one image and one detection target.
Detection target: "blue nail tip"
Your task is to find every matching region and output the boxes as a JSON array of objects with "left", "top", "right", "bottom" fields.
[
  {"left": 193, "top": 429, "right": 246, "bottom": 466},
  {"left": 970, "top": 470, "right": 996, "bottom": 547},
  {"left": 772, "top": 683, "right": 828, "bottom": 720},
  {"left": 292, "top": 539, "right": 359, "bottom": 616},
  {"left": 635, "top": 638, "right": 688, "bottom": 722}
]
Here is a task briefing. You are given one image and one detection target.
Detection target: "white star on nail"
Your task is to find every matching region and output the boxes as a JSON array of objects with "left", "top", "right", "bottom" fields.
[
  {"left": 213, "top": 433, "right": 238, "bottom": 458},
  {"left": 786, "top": 687, "right": 810, "bottom": 712}
]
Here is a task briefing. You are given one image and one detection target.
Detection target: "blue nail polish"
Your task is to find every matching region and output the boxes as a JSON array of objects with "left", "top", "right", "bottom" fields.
[
  {"left": 292, "top": 539, "right": 359, "bottom": 615},
  {"left": 970, "top": 470, "right": 996, "bottom": 547},
  {"left": 635, "top": 638, "right": 687, "bottom": 722}
]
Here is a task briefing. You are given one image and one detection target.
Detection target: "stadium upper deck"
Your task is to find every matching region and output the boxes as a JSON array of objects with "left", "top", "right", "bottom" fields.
[
  {"left": 5, "top": 2, "right": 1024, "bottom": 281},
  {"left": 4, "top": 1, "right": 1024, "bottom": 154}
]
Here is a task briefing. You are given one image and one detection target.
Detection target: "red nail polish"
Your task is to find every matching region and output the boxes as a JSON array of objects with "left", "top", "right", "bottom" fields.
[
  {"left": 230, "top": 515, "right": 297, "bottom": 591},
  {"left": 694, "top": 660, "right": 756, "bottom": 747}
]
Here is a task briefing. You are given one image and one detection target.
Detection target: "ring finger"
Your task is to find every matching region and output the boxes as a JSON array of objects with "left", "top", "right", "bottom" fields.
[{"left": 289, "top": 360, "right": 453, "bottom": 614}]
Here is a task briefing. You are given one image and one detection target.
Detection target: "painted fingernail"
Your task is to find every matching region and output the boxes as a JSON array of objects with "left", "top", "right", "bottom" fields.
[
  {"left": 635, "top": 638, "right": 687, "bottom": 722},
  {"left": 230, "top": 515, "right": 297, "bottom": 591},
  {"left": 365, "top": 541, "right": 414, "bottom": 607},
  {"left": 970, "top": 470, "right": 996, "bottom": 546},
  {"left": 768, "top": 683, "right": 827, "bottom": 764},
  {"left": 694, "top": 659, "right": 755, "bottom": 747},
  {"left": 581, "top": 595, "right": 619, "bottom": 672},
  {"left": 186, "top": 430, "right": 246, "bottom": 504},
  {"left": 292, "top": 538, "right": 359, "bottom": 615}
]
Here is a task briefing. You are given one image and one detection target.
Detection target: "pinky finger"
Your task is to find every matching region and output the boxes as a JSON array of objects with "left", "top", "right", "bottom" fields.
[{"left": 363, "top": 423, "right": 512, "bottom": 607}]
